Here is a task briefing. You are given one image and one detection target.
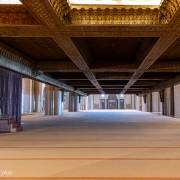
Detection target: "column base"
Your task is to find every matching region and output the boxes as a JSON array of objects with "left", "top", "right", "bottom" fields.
[{"left": 0, "top": 116, "right": 23, "bottom": 133}]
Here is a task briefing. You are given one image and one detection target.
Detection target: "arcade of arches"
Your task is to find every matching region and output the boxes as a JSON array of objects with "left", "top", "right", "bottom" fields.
[{"left": 0, "top": 0, "right": 180, "bottom": 179}]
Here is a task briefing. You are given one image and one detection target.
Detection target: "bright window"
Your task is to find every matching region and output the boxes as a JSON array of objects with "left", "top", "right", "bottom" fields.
[
  {"left": 0, "top": 0, "right": 22, "bottom": 4},
  {"left": 69, "top": 0, "right": 162, "bottom": 6}
]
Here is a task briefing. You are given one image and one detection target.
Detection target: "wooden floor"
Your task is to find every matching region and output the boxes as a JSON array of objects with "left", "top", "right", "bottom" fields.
[{"left": 0, "top": 110, "right": 180, "bottom": 179}]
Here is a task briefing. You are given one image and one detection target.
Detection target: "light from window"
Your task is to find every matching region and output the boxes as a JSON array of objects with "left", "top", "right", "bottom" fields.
[
  {"left": 69, "top": 0, "right": 162, "bottom": 6},
  {"left": 0, "top": 0, "right": 22, "bottom": 4}
]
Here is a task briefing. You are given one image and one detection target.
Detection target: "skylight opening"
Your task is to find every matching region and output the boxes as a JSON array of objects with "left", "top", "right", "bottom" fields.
[
  {"left": 69, "top": 0, "right": 162, "bottom": 6},
  {"left": 0, "top": 0, "right": 22, "bottom": 4}
]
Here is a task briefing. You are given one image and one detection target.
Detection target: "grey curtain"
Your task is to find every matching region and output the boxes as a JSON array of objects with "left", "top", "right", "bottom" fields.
[{"left": 0, "top": 67, "right": 22, "bottom": 125}]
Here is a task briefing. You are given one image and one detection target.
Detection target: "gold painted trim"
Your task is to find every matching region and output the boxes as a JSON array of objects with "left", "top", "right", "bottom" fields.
[
  {"left": 70, "top": 4, "right": 160, "bottom": 10},
  {"left": 70, "top": 8, "right": 160, "bottom": 25}
]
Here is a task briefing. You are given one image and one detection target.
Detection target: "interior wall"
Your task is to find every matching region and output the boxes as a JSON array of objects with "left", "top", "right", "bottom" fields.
[
  {"left": 174, "top": 84, "right": 180, "bottom": 118},
  {"left": 83, "top": 94, "right": 136, "bottom": 110}
]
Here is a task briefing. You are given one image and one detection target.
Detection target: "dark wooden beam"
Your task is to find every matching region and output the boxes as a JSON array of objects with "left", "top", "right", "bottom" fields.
[
  {"left": 0, "top": 24, "right": 179, "bottom": 37},
  {"left": 58, "top": 77, "right": 168, "bottom": 81},
  {"left": 0, "top": 25, "right": 50, "bottom": 37},
  {"left": 79, "top": 87, "right": 149, "bottom": 90},
  {"left": 121, "top": 34, "right": 178, "bottom": 94},
  {"left": 21, "top": 0, "right": 103, "bottom": 93},
  {"left": 36, "top": 61, "right": 80, "bottom": 72},
  {"left": 153, "top": 74, "right": 180, "bottom": 92},
  {"left": 84, "top": 90, "right": 143, "bottom": 94},
  {"left": 149, "top": 61, "right": 180, "bottom": 72},
  {"left": 0, "top": 43, "right": 86, "bottom": 96},
  {"left": 62, "top": 25, "right": 180, "bottom": 37},
  {"left": 37, "top": 61, "right": 180, "bottom": 73}
]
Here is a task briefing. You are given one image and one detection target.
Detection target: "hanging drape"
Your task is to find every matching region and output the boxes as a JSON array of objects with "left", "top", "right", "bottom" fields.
[{"left": 0, "top": 67, "right": 22, "bottom": 125}]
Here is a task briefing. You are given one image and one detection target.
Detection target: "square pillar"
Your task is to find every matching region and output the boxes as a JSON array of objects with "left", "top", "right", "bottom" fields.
[
  {"left": 68, "top": 92, "right": 79, "bottom": 112},
  {"left": 170, "top": 86, "right": 175, "bottom": 117},
  {"left": 54, "top": 89, "right": 64, "bottom": 115},
  {"left": 45, "top": 85, "right": 64, "bottom": 115},
  {"left": 33, "top": 80, "right": 44, "bottom": 113},
  {"left": 150, "top": 93, "right": 153, "bottom": 112},
  {"left": 159, "top": 89, "right": 165, "bottom": 115},
  {"left": 22, "top": 78, "right": 33, "bottom": 114},
  {"left": 88, "top": 95, "right": 93, "bottom": 110},
  {"left": 45, "top": 85, "right": 54, "bottom": 115}
]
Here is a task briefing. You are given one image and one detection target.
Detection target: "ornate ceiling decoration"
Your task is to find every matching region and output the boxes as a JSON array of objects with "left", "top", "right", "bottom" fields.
[
  {"left": 159, "top": 0, "right": 180, "bottom": 24},
  {"left": 69, "top": 8, "right": 160, "bottom": 24},
  {"left": 1, "top": 0, "right": 179, "bottom": 25},
  {"left": 47, "top": 0, "right": 179, "bottom": 25},
  {"left": 49, "top": 0, "right": 71, "bottom": 22}
]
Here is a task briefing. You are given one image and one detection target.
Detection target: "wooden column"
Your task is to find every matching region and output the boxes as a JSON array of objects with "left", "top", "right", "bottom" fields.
[
  {"left": 0, "top": 67, "right": 22, "bottom": 125},
  {"left": 89, "top": 95, "right": 94, "bottom": 110},
  {"left": 143, "top": 95, "right": 147, "bottom": 104},
  {"left": 69, "top": 92, "right": 79, "bottom": 112},
  {"left": 159, "top": 89, "right": 165, "bottom": 115},
  {"left": 150, "top": 93, "right": 153, "bottom": 112},
  {"left": 170, "top": 86, "right": 175, "bottom": 117},
  {"left": 22, "top": 78, "right": 33, "bottom": 114},
  {"left": 54, "top": 89, "right": 63, "bottom": 115},
  {"left": 33, "top": 80, "right": 41, "bottom": 112},
  {"left": 45, "top": 85, "right": 54, "bottom": 115}
]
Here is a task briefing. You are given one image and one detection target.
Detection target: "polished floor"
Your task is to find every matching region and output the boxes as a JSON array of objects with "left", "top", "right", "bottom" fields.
[{"left": 0, "top": 110, "right": 180, "bottom": 179}]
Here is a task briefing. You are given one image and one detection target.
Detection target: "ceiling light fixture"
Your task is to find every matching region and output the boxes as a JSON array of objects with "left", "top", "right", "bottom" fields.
[
  {"left": 120, "top": 94, "right": 124, "bottom": 98},
  {"left": 101, "top": 94, "right": 105, "bottom": 98}
]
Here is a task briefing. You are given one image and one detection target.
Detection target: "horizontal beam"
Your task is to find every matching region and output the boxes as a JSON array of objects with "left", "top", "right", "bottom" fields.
[
  {"left": 37, "top": 61, "right": 180, "bottom": 73},
  {"left": 68, "top": 80, "right": 157, "bottom": 86},
  {"left": 58, "top": 77, "right": 167, "bottom": 81},
  {"left": 0, "top": 24, "right": 179, "bottom": 37},
  {"left": 0, "top": 25, "right": 51, "bottom": 37},
  {"left": 0, "top": 45, "right": 86, "bottom": 96},
  {"left": 152, "top": 75, "right": 180, "bottom": 92},
  {"left": 21, "top": 0, "right": 103, "bottom": 93},
  {"left": 79, "top": 87, "right": 149, "bottom": 90},
  {"left": 122, "top": 34, "right": 178, "bottom": 94},
  {"left": 65, "top": 25, "right": 179, "bottom": 37},
  {"left": 149, "top": 61, "right": 180, "bottom": 72},
  {"left": 36, "top": 61, "right": 80, "bottom": 72},
  {"left": 85, "top": 90, "right": 143, "bottom": 94}
]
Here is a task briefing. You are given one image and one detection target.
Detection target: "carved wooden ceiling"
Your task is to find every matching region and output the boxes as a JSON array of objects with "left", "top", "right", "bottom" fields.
[{"left": 0, "top": 0, "right": 180, "bottom": 95}]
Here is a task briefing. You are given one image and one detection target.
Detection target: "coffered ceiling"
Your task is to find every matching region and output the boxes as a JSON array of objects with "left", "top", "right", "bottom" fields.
[{"left": 0, "top": 0, "right": 179, "bottom": 95}]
